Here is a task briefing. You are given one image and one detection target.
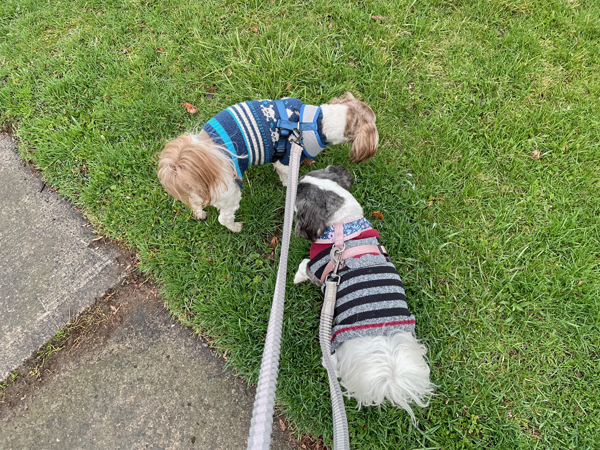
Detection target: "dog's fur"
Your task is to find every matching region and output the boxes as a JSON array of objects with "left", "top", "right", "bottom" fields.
[
  {"left": 293, "top": 166, "right": 433, "bottom": 421},
  {"left": 157, "top": 93, "right": 378, "bottom": 232}
]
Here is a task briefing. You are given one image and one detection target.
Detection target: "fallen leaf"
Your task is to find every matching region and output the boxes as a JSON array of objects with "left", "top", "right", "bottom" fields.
[
  {"left": 301, "top": 158, "right": 315, "bottom": 166},
  {"left": 532, "top": 150, "right": 541, "bottom": 159},
  {"left": 426, "top": 200, "right": 434, "bottom": 208},
  {"left": 328, "top": 22, "right": 334, "bottom": 28},
  {"left": 279, "top": 418, "right": 286, "bottom": 431},
  {"left": 348, "top": 61, "right": 355, "bottom": 68},
  {"left": 269, "top": 236, "right": 278, "bottom": 249},
  {"left": 577, "top": 280, "right": 583, "bottom": 286},
  {"left": 371, "top": 15, "right": 389, "bottom": 22},
  {"left": 180, "top": 102, "right": 198, "bottom": 114},
  {"left": 156, "top": 47, "right": 163, "bottom": 52},
  {"left": 251, "top": 27, "right": 258, "bottom": 33},
  {"left": 372, "top": 211, "right": 384, "bottom": 220},
  {"left": 110, "top": 305, "right": 117, "bottom": 312}
]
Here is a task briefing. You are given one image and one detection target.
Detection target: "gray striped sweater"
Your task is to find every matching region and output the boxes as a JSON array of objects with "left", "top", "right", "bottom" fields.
[{"left": 307, "top": 235, "right": 416, "bottom": 353}]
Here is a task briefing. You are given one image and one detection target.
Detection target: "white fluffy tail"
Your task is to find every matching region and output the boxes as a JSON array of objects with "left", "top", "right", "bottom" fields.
[{"left": 332, "top": 331, "right": 434, "bottom": 422}]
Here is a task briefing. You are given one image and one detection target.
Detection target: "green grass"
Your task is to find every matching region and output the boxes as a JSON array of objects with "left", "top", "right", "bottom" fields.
[{"left": 2, "top": 0, "right": 600, "bottom": 448}]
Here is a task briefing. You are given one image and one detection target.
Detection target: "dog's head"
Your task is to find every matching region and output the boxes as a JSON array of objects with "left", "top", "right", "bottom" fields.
[
  {"left": 295, "top": 165, "right": 361, "bottom": 242},
  {"left": 328, "top": 92, "right": 379, "bottom": 163}
]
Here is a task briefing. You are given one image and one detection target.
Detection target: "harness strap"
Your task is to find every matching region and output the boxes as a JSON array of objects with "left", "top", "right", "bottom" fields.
[
  {"left": 274, "top": 100, "right": 291, "bottom": 156},
  {"left": 334, "top": 222, "right": 345, "bottom": 249},
  {"left": 274, "top": 100, "right": 328, "bottom": 160}
]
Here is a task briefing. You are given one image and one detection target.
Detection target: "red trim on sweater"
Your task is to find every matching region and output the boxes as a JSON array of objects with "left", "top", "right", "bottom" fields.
[
  {"left": 309, "top": 229, "right": 380, "bottom": 259},
  {"left": 331, "top": 319, "right": 416, "bottom": 343}
]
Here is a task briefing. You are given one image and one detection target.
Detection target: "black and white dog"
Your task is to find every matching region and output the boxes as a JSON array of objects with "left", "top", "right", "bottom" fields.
[{"left": 293, "top": 166, "right": 433, "bottom": 420}]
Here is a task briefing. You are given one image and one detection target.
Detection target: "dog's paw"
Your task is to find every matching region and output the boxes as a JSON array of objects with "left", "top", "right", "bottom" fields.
[
  {"left": 294, "top": 270, "right": 309, "bottom": 285},
  {"left": 193, "top": 209, "right": 208, "bottom": 220},
  {"left": 293, "top": 272, "right": 305, "bottom": 285},
  {"left": 294, "top": 259, "right": 310, "bottom": 284},
  {"left": 228, "top": 222, "right": 243, "bottom": 233}
]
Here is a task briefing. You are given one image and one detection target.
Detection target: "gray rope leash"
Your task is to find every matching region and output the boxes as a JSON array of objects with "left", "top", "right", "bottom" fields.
[
  {"left": 320, "top": 280, "right": 350, "bottom": 450},
  {"left": 320, "top": 245, "right": 350, "bottom": 450},
  {"left": 246, "top": 140, "right": 303, "bottom": 450}
]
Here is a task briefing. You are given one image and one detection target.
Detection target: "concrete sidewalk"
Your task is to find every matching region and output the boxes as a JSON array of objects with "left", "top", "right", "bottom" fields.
[
  {"left": 0, "top": 135, "right": 297, "bottom": 449},
  {"left": 0, "top": 135, "right": 126, "bottom": 379}
]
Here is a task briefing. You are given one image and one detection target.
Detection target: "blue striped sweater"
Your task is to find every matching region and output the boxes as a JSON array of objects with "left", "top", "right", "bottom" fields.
[{"left": 202, "top": 98, "right": 329, "bottom": 184}]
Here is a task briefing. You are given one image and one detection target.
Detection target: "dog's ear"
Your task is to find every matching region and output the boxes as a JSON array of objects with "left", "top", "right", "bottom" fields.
[
  {"left": 349, "top": 121, "right": 379, "bottom": 163},
  {"left": 305, "top": 165, "right": 354, "bottom": 191},
  {"left": 295, "top": 183, "right": 344, "bottom": 242},
  {"left": 328, "top": 91, "right": 355, "bottom": 105},
  {"left": 324, "top": 165, "right": 354, "bottom": 190}
]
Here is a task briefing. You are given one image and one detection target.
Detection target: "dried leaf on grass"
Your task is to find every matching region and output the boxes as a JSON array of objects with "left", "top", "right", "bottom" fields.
[
  {"left": 532, "top": 150, "right": 541, "bottom": 159},
  {"left": 268, "top": 236, "right": 278, "bottom": 249},
  {"left": 371, "top": 211, "right": 384, "bottom": 220},
  {"left": 180, "top": 102, "right": 198, "bottom": 113},
  {"left": 371, "top": 15, "right": 389, "bottom": 22}
]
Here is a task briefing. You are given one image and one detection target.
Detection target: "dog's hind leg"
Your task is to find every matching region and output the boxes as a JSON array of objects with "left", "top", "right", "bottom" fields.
[
  {"left": 189, "top": 193, "right": 208, "bottom": 220},
  {"left": 214, "top": 178, "right": 243, "bottom": 233}
]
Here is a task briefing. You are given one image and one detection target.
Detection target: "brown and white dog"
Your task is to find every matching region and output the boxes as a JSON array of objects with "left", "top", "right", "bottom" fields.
[{"left": 157, "top": 93, "right": 378, "bottom": 232}]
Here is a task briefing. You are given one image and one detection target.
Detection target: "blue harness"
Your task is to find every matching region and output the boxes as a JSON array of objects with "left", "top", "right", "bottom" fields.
[{"left": 273, "top": 100, "right": 329, "bottom": 163}]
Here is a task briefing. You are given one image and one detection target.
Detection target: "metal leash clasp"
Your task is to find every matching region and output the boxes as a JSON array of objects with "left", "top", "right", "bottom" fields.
[
  {"left": 288, "top": 128, "right": 303, "bottom": 147},
  {"left": 327, "top": 243, "right": 345, "bottom": 285}
]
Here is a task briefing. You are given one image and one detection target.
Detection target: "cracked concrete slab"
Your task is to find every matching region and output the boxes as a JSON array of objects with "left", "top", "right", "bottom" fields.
[
  {"left": 0, "top": 135, "right": 126, "bottom": 379},
  {"left": 0, "top": 279, "right": 295, "bottom": 450}
]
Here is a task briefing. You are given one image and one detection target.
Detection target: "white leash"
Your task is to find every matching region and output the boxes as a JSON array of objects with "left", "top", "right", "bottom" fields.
[
  {"left": 246, "top": 132, "right": 350, "bottom": 450},
  {"left": 246, "top": 136, "right": 303, "bottom": 450}
]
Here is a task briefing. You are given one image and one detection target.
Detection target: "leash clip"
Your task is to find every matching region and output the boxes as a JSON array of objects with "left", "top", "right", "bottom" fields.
[
  {"left": 327, "top": 243, "right": 345, "bottom": 285},
  {"left": 288, "top": 128, "right": 303, "bottom": 147}
]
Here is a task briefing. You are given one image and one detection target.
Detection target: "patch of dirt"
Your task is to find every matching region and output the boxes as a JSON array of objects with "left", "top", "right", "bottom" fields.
[
  {"left": 0, "top": 120, "right": 15, "bottom": 136},
  {"left": 0, "top": 260, "right": 152, "bottom": 417},
  {"left": 275, "top": 413, "right": 327, "bottom": 450}
]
